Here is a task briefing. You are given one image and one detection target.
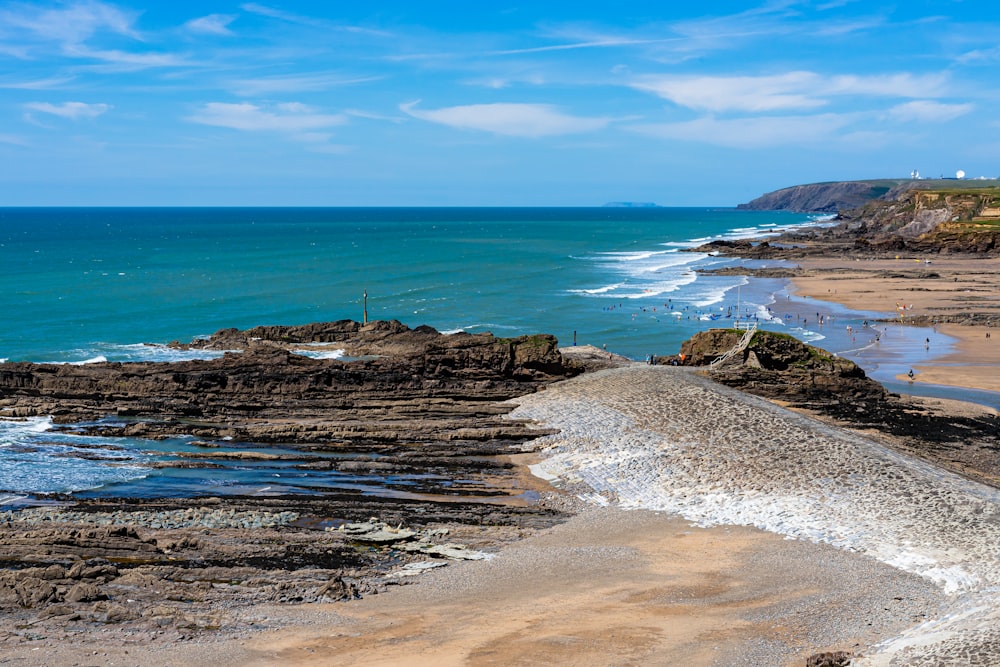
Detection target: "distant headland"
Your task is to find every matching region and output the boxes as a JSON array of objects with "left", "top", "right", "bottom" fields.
[{"left": 739, "top": 177, "right": 1000, "bottom": 213}]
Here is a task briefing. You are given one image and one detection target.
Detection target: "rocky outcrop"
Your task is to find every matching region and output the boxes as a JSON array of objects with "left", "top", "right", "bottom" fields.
[
  {"left": 676, "top": 329, "right": 886, "bottom": 408},
  {"left": 0, "top": 321, "right": 577, "bottom": 639},
  {"left": 0, "top": 320, "right": 576, "bottom": 442},
  {"left": 738, "top": 178, "right": 1000, "bottom": 214}
]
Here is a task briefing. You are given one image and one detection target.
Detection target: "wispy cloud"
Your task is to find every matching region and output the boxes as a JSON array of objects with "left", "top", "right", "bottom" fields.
[
  {"left": 240, "top": 2, "right": 322, "bottom": 27},
  {"left": 24, "top": 101, "right": 111, "bottom": 119},
  {"left": 229, "top": 73, "right": 382, "bottom": 96},
  {"left": 630, "top": 71, "right": 948, "bottom": 113},
  {"left": 185, "top": 14, "right": 238, "bottom": 36},
  {"left": 489, "top": 37, "right": 677, "bottom": 57},
  {"left": 886, "top": 100, "right": 973, "bottom": 123},
  {"left": 0, "top": 76, "right": 74, "bottom": 90},
  {"left": 240, "top": 2, "right": 390, "bottom": 37},
  {"left": 825, "top": 73, "right": 947, "bottom": 98},
  {"left": 0, "top": 0, "right": 140, "bottom": 46},
  {"left": 631, "top": 72, "right": 825, "bottom": 113},
  {"left": 400, "top": 101, "right": 612, "bottom": 137},
  {"left": 631, "top": 113, "right": 857, "bottom": 149},
  {"left": 187, "top": 101, "right": 347, "bottom": 134},
  {"left": 0, "top": 133, "right": 29, "bottom": 146},
  {"left": 63, "top": 44, "right": 187, "bottom": 70},
  {"left": 0, "top": 1, "right": 189, "bottom": 71}
]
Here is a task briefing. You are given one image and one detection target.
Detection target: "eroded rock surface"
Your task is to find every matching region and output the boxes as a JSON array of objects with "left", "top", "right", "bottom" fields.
[{"left": 0, "top": 321, "right": 576, "bottom": 645}]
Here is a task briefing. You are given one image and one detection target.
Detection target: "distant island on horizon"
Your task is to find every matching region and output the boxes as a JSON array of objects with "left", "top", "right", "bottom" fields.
[{"left": 602, "top": 201, "right": 660, "bottom": 208}]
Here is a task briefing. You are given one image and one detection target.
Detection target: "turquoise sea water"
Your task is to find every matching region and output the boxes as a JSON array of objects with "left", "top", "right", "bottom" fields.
[
  {"left": 0, "top": 207, "right": 990, "bottom": 498},
  {"left": 1, "top": 207, "right": 822, "bottom": 363}
]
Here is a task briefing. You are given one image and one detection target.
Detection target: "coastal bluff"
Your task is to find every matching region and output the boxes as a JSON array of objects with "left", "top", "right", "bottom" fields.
[{"left": 739, "top": 177, "right": 1000, "bottom": 213}]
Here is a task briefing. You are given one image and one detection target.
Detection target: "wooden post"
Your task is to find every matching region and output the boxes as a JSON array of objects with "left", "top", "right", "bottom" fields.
[{"left": 363, "top": 290, "right": 368, "bottom": 325}]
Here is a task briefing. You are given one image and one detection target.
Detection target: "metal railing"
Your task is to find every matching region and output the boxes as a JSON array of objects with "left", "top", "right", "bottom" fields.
[{"left": 708, "top": 322, "right": 757, "bottom": 370}]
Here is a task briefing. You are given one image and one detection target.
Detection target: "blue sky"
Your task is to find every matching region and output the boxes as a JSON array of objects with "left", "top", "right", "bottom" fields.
[{"left": 1, "top": 1, "right": 997, "bottom": 206}]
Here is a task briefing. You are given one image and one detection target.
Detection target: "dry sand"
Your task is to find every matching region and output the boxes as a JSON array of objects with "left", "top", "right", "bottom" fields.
[{"left": 1, "top": 506, "right": 941, "bottom": 667}]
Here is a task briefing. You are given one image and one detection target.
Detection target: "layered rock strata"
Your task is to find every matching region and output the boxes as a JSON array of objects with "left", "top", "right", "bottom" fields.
[{"left": 0, "top": 321, "right": 576, "bottom": 644}]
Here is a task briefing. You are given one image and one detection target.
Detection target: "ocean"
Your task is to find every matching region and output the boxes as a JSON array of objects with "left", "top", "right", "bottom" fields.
[{"left": 0, "top": 207, "right": 984, "bottom": 498}]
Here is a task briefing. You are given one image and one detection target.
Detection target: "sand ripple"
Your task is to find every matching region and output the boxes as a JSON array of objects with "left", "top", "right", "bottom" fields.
[{"left": 509, "top": 365, "right": 1000, "bottom": 665}]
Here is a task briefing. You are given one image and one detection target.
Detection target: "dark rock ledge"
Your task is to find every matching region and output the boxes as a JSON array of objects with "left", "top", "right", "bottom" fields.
[{"left": 0, "top": 321, "right": 579, "bottom": 644}]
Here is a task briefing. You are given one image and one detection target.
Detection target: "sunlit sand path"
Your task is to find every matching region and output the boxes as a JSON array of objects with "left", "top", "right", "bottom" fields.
[{"left": 510, "top": 365, "right": 1000, "bottom": 665}]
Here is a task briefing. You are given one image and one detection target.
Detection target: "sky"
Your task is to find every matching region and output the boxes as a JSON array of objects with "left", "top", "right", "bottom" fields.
[{"left": 1, "top": 0, "right": 998, "bottom": 206}]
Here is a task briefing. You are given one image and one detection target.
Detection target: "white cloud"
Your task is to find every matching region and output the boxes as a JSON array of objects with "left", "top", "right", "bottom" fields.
[
  {"left": 0, "top": 2, "right": 184, "bottom": 70},
  {"left": 24, "top": 101, "right": 110, "bottom": 119},
  {"left": 187, "top": 102, "right": 347, "bottom": 133},
  {"left": 887, "top": 100, "right": 974, "bottom": 123},
  {"left": 631, "top": 113, "right": 856, "bottom": 149},
  {"left": 63, "top": 44, "right": 186, "bottom": 69},
  {"left": 490, "top": 37, "right": 676, "bottom": 57},
  {"left": 0, "top": 133, "right": 28, "bottom": 146},
  {"left": 631, "top": 72, "right": 825, "bottom": 112},
  {"left": 230, "top": 73, "right": 381, "bottom": 96},
  {"left": 630, "top": 71, "right": 949, "bottom": 113},
  {"left": 240, "top": 3, "right": 390, "bottom": 36},
  {"left": 0, "top": 76, "right": 74, "bottom": 90},
  {"left": 826, "top": 73, "right": 947, "bottom": 98},
  {"left": 400, "top": 102, "right": 612, "bottom": 137},
  {"left": 185, "top": 14, "right": 237, "bottom": 36},
  {"left": 0, "top": 1, "right": 139, "bottom": 46}
]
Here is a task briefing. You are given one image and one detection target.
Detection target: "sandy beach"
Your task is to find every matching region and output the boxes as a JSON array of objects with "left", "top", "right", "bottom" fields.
[{"left": 790, "top": 256, "right": 1000, "bottom": 393}]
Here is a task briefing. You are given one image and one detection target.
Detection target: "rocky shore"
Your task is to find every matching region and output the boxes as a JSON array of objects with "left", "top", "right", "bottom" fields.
[{"left": 0, "top": 321, "right": 580, "bottom": 650}]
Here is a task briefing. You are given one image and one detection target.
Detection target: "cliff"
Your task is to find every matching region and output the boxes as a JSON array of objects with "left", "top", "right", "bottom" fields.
[
  {"left": 815, "top": 187, "right": 1000, "bottom": 254},
  {"left": 737, "top": 180, "right": 906, "bottom": 213},
  {"left": 738, "top": 178, "right": 1000, "bottom": 214}
]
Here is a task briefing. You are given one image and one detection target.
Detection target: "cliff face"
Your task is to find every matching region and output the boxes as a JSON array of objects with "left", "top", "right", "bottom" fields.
[
  {"left": 829, "top": 189, "right": 1000, "bottom": 254},
  {"left": 737, "top": 181, "right": 905, "bottom": 213},
  {"left": 739, "top": 179, "right": 1000, "bottom": 214}
]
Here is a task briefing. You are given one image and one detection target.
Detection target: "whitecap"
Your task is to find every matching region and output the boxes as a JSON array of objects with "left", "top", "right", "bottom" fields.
[{"left": 69, "top": 356, "right": 108, "bottom": 365}]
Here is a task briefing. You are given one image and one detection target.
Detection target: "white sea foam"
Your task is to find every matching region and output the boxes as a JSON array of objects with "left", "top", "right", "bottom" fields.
[
  {"left": 292, "top": 348, "right": 346, "bottom": 360},
  {"left": 108, "top": 343, "right": 232, "bottom": 362},
  {"left": 69, "top": 355, "right": 108, "bottom": 365},
  {"left": 36, "top": 343, "right": 234, "bottom": 365},
  {"left": 0, "top": 417, "right": 150, "bottom": 494},
  {"left": 568, "top": 283, "right": 624, "bottom": 295},
  {"left": 446, "top": 323, "right": 522, "bottom": 334}
]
